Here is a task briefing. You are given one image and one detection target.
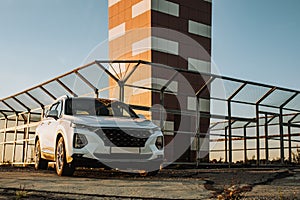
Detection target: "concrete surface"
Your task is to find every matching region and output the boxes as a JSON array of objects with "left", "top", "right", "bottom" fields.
[
  {"left": 0, "top": 167, "right": 300, "bottom": 199},
  {"left": 0, "top": 168, "right": 211, "bottom": 199}
]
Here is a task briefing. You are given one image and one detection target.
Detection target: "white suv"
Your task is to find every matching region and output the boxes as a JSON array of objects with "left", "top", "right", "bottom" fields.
[{"left": 34, "top": 96, "right": 164, "bottom": 176}]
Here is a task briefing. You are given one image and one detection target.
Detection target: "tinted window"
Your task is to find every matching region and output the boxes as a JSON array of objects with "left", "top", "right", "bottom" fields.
[
  {"left": 48, "top": 101, "right": 62, "bottom": 117},
  {"left": 65, "top": 98, "right": 138, "bottom": 118}
]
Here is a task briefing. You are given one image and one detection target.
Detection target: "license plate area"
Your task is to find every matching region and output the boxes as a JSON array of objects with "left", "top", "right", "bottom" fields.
[{"left": 111, "top": 147, "right": 140, "bottom": 154}]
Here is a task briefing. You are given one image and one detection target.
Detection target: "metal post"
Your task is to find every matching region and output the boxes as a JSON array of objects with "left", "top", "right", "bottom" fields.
[
  {"left": 225, "top": 126, "right": 228, "bottom": 163},
  {"left": 226, "top": 82, "right": 247, "bottom": 166},
  {"left": 227, "top": 101, "right": 233, "bottom": 165},
  {"left": 256, "top": 105, "right": 260, "bottom": 166},
  {"left": 1, "top": 118, "right": 8, "bottom": 163},
  {"left": 159, "top": 90, "right": 165, "bottom": 130},
  {"left": 23, "top": 112, "right": 31, "bottom": 165},
  {"left": 264, "top": 114, "right": 269, "bottom": 164},
  {"left": 243, "top": 123, "right": 249, "bottom": 164},
  {"left": 119, "top": 81, "right": 125, "bottom": 103},
  {"left": 255, "top": 87, "right": 276, "bottom": 166},
  {"left": 287, "top": 114, "right": 300, "bottom": 163},
  {"left": 279, "top": 108, "right": 284, "bottom": 164},
  {"left": 196, "top": 98, "right": 200, "bottom": 166},
  {"left": 288, "top": 123, "right": 292, "bottom": 163},
  {"left": 194, "top": 77, "right": 215, "bottom": 167},
  {"left": 41, "top": 108, "right": 45, "bottom": 120},
  {"left": 11, "top": 114, "right": 19, "bottom": 164}
]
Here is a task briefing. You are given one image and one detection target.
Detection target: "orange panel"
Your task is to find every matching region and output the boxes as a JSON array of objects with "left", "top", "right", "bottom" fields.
[
  {"left": 132, "top": 0, "right": 143, "bottom": 5},
  {"left": 118, "top": 0, "right": 126, "bottom": 12},
  {"left": 130, "top": 11, "right": 151, "bottom": 29},
  {"left": 124, "top": 8, "right": 131, "bottom": 21}
]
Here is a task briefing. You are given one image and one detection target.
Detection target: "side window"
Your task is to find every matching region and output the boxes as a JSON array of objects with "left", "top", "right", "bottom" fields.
[
  {"left": 56, "top": 101, "right": 63, "bottom": 117},
  {"left": 49, "top": 103, "right": 58, "bottom": 112},
  {"left": 47, "top": 101, "right": 62, "bottom": 118}
]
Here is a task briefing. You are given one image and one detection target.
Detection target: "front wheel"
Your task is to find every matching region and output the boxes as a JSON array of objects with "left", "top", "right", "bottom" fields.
[
  {"left": 56, "top": 137, "right": 75, "bottom": 176},
  {"left": 34, "top": 140, "right": 48, "bottom": 170}
]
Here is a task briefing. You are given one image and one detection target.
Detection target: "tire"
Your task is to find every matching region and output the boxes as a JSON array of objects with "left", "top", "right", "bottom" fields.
[
  {"left": 34, "top": 140, "right": 48, "bottom": 170},
  {"left": 55, "top": 137, "right": 75, "bottom": 176}
]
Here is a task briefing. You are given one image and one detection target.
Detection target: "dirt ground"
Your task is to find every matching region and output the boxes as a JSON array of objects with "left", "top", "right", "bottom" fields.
[{"left": 0, "top": 166, "right": 299, "bottom": 199}]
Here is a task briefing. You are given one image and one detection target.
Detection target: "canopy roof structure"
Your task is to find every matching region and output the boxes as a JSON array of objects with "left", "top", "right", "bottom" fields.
[
  {"left": 1, "top": 60, "right": 300, "bottom": 119},
  {"left": 0, "top": 60, "right": 300, "bottom": 166}
]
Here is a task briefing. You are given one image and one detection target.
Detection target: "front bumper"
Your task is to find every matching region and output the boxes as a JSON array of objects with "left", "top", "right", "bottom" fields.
[
  {"left": 70, "top": 127, "right": 164, "bottom": 171},
  {"left": 72, "top": 154, "right": 164, "bottom": 171}
]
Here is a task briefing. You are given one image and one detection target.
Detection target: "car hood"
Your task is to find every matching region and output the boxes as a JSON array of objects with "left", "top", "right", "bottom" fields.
[{"left": 66, "top": 115, "right": 159, "bottom": 130}]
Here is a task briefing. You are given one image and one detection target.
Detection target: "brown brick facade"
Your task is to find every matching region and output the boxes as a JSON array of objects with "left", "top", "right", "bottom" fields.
[{"left": 108, "top": 0, "right": 212, "bottom": 163}]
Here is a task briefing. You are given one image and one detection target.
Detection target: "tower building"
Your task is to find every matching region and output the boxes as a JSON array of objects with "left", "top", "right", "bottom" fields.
[{"left": 108, "top": 0, "right": 212, "bottom": 162}]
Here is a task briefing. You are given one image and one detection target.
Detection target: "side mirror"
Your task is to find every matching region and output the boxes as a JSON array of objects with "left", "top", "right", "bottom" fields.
[
  {"left": 137, "top": 114, "right": 146, "bottom": 119},
  {"left": 47, "top": 110, "right": 59, "bottom": 119}
]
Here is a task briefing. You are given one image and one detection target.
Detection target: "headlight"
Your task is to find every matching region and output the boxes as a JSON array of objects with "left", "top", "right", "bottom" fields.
[
  {"left": 71, "top": 123, "right": 87, "bottom": 129},
  {"left": 151, "top": 127, "right": 162, "bottom": 134},
  {"left": 155, "top": 136, "right": 164, "bottom": 150},
  {"left": 73, "top": 133, "right": 88, "bottom": 149},
  {"left": 71, "top": 123, "right": 97, "bottom": 132}
]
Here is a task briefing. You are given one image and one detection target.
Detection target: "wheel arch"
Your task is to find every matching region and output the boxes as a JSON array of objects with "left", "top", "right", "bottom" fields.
[{"left": 55, "top": 131, "right": 73, "bottom": 163}]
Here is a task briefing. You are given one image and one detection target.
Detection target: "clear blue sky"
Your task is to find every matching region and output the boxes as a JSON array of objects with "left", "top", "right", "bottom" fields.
[
  {"left": 0, "top": 0, "right": 300, "bottom": 98},
  {"left": 0, "top": 0, "right": 108, "bottom": 97},
  {"left": 212, "top": 0, "right": 300, "bottom": 90}
]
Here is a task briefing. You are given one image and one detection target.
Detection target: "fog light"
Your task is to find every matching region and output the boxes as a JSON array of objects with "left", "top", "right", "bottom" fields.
[
  {"left": 73, "top": 133, "right": 88, "bottom": 149},
  {"left": 155, "top": 136, "right": 164, "bottom": 150}
]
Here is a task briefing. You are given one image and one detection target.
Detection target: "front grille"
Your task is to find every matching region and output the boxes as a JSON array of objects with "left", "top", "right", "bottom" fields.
[{"left": 95, "top": 128, "right": 151, "bottom": 147}]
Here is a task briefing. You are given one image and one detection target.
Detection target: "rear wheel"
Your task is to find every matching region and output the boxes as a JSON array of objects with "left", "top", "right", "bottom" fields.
[
  {"left": 56, "top": 137, "right": 75, "bottom": 176},
  {"left": 34, "top": 140, "right": 48, "bottom": 170}
]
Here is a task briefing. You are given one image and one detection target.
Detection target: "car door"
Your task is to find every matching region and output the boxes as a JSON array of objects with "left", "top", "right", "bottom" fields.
[{"left": 41, "top": 101, "right": 63, "bottom": 156}]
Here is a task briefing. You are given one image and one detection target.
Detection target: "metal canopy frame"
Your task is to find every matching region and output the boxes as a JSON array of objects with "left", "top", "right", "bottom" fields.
[{"left": 0, "top": 60, "right": 300, "bottom": 166}]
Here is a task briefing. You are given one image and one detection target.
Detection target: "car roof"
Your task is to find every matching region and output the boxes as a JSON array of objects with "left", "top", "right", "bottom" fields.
[{"left": 66, "top": 97, "right": 119, "bottom": 104}]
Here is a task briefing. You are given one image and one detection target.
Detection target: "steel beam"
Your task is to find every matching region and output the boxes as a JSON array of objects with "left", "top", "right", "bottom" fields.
[
  {"left": 95, "top": 61, "right": 120, "bottom": 83},
  {"left": 1, "top": 100, "right": 16, "bottom": 113},
  {"left": 280, "top": 92, "right": 299, "bottom": 108},
  {"left": 227, "top": 102, "right": 233, "bottom": 165},
  {"left": 255, "top": 87, "right": 277, "bottom": 166},
  {"left": 11, "top": 115, "right": 19, "bottom": 164},
  {"left": 224, "top": 126, "right": 228, "bottom": 163},
  {"left": 226, "top": 83, "right": 248, "bottom": 165},
  {"left": 1, "top": 118, "right": 8, "bottom": 163},
  {"left": 108, "top": 63, "right": 121, "bottom": 80},
  {"left": 264, "top": 113, "right": 269, "bottom": 163},
  {"left": 56, "top": 79, "right": 77, "bottom": 97},
  {"left": 279, "top": 108, "right": 284, "bottom": 164},
  {"left": 0, "top": 111, "right": 7, "bottom": 118},
  {"left": 123, "top": 61, "right": 141, "bottom": 83},
  {"left": 75, "top": 71, "right": 98, "bottom": 97},
  {"left": 256, "top": 105, "right": 260, "bottom": 166},
  {"left": 40, "top": 86, "right": 57, "bottom": 100},
  {"left": 119, "top": 81, "right": 125, "bottom": 103},
  {"left": 195, "top": 77, "right": 215, "bottom": 97},
  {"left": 288, "top": 123, "right": 292, "bottom": 163},
  {"left": 12, "top": 97, "right": 30, "bottom": 112},
  {"left": 243, "top": 122, "right": 251, "bottom": 164},
  {"left": 25, "top": 92, "right": 44, "bottom": 109},
  {"left": 288, "top": 113, "right": 300, "bottom": 124},
  {"left": 23, "top": 112, "right": 30, "bottom": 165},
  {"left": 287, "top": 114, "right": 300, "bottom": 163}
]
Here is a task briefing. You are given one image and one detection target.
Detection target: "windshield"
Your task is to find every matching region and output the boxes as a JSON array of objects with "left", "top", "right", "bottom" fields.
[{"left": 65, "top": 98, "right": 138, "bottom": 118}]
